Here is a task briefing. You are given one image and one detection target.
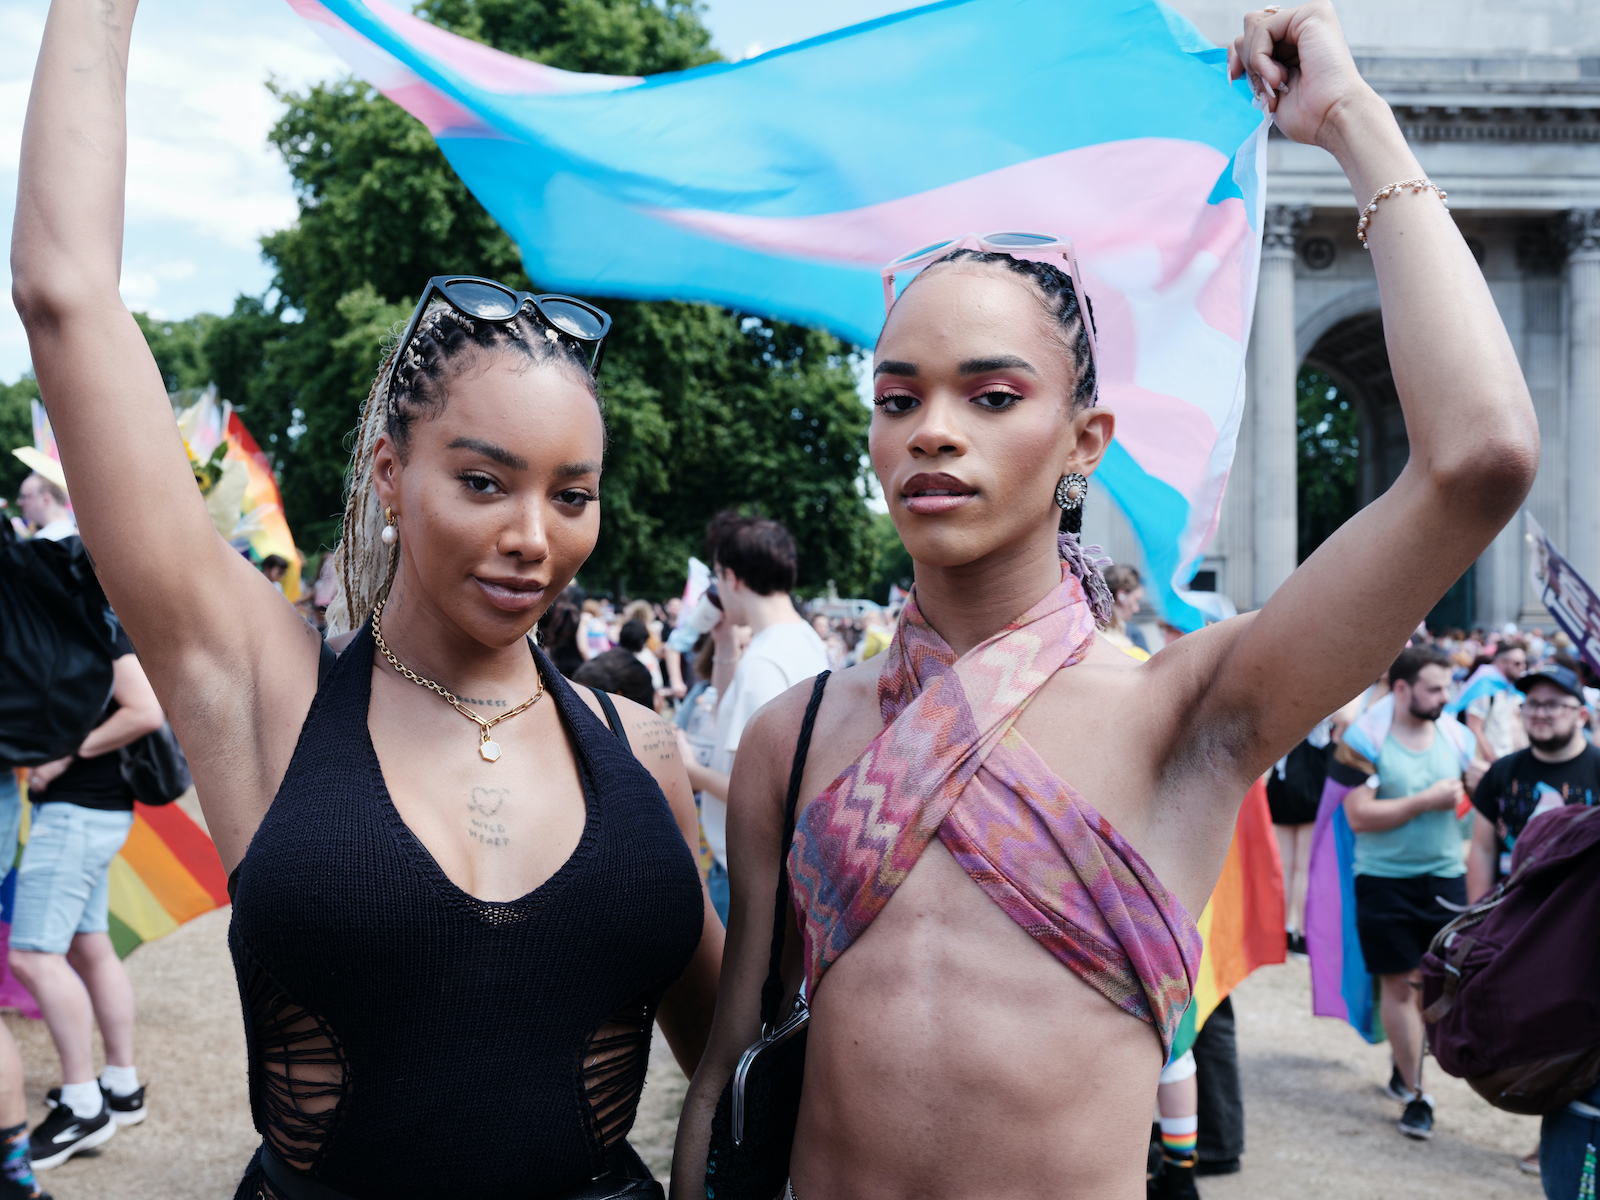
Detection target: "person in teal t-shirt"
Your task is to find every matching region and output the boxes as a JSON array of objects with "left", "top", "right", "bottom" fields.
[{"left": 1343, "top": 646, "right": 1472, "bottom": 1143}]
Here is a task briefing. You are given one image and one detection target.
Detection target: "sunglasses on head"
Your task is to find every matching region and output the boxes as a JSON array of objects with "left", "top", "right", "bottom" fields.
[
  {"left": 880, "top": 232, "right": 1100, "bottom": 402},
  {"left": 387, "top": 275, "right": 613, "bottom": 400}
]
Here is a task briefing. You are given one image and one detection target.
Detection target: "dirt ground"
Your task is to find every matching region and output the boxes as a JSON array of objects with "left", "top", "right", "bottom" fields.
[{"left": 7, "top": 910, "right": 1543, "bottom": 1199}]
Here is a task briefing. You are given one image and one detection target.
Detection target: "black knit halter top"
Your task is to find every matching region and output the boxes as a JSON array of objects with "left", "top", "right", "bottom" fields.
[{"left": 228, "top": 624, "right": 703, "bottom": 1199}]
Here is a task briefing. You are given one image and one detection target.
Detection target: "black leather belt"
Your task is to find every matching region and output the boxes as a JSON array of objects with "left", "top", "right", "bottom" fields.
[
  {"left": 259, "top": 1145, "right": 355, "bottom": 1200},
  {"left": 255, "top": 1143, "right": 665, "bottom": 1200}
]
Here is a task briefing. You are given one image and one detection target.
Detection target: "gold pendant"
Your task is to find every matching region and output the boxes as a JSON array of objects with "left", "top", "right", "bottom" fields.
[{"left": 480, "top": 739, "right": 501, "bottom": 763}]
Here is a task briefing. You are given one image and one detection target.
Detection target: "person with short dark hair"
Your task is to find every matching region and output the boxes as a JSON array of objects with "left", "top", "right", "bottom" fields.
[
  {"left": 1342, "top": 645, "right": 1473, "bottom": 1140},
  {"left": 1464, "top": 640, "right": 1528, "bottom": 761},
  {"left": 678, "top": 514, "right": 827, "bottom": 909},
  {"left": 1468, "top": 664, "right": 1600, "bottom": 901},
  {"left": 572, "top": 649, "right": 656, "bottom": 712}
]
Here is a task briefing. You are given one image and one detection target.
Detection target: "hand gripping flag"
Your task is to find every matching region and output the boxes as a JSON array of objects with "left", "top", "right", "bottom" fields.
[{"left": 289, "top": 0, "right": 1268, "bottom": 628}]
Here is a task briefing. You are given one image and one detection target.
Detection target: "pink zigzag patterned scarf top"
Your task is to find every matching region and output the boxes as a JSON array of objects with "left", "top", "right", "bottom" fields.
[{"left": 787, "top": 565, "right": 1202, "bottom": 1056}]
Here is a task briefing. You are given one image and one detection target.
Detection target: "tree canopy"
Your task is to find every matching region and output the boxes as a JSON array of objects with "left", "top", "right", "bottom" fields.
[
  {"left": 1296, "top": 365, "right": 1359, "bottom": 564},
  {"left": 97, "top": 0, "right": 884, "bottom": 598}
]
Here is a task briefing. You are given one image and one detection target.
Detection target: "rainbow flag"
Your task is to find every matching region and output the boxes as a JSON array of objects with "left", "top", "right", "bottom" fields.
[
  {"left": 1170, "top": 777, "right": 1285, "bottom": 1054},
  {"left": 0, "top": 774, "right": 229, "bottom": 1018},
  {"left": 287, "top": 0, "right": 1268, "bottom": 630},
  {"left": 177, "top": 389, "right": 302, "bottom": 602}
]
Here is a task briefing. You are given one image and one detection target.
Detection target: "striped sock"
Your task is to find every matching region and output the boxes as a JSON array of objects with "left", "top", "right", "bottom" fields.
[
  {"left": 1159, "top": 1115, "right": 1198, "bottom": 1166},
  {"left": 0, "top": 1120, "right": 41, "bottom": 1199}
]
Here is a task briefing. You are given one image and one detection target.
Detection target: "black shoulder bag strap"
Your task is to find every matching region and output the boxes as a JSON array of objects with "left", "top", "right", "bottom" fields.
[
  {"left": 588, "top": 686, "right": 632, "bottom": 752},
  {"left": 758, "top": 670, "right": 830, "bottom": 1030}
]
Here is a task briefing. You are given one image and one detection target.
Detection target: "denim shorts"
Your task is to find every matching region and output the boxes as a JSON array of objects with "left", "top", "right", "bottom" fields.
[
  {"left": 0, "top": 773, "right": 22, "bottom": 877},
  {"left": 11, "top": 802, "right": 134, "bottom": 954}
]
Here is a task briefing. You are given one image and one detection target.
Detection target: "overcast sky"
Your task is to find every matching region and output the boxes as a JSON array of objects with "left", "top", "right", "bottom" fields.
[{"left": 0, "top": 0, "right": 922, "bottom": 383}]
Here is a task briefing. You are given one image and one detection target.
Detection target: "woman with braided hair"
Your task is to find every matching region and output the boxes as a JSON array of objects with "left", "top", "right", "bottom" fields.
[
  {"left": 11, "top": 2, "right": 721, "bottom": 1196},
  {"left": 675, "top": 5, "right": 1539, "bottom": 1198}
]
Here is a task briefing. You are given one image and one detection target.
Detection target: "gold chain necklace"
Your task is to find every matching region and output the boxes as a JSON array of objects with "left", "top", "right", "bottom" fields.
[{"left": 370, "top": 600, "right": 544, "bottom": 763}]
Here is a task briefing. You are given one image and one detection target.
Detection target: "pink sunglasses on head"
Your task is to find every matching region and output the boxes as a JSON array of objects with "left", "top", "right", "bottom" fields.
[{"left": 880, "top": 231, "right": 1100, "bottom": 402}]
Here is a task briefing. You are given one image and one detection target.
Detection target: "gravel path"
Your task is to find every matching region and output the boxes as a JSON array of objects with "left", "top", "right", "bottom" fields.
[{"left": 4, "top": 910, "right": 1544, "bottom": 1198}]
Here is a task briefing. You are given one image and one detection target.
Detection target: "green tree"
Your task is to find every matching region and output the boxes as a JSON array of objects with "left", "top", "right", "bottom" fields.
[
  {"left": 1296, "top": 365, "right": 1359, "bottom": 562},
  {"left": 0, "top": 374, "right": 42, "bottom": 503},
  {"left": 132, "top": 312, "right": 218, "bottom": 393},
  {"left": 193, "top": 0, "right": 875, "bottom": 593}
]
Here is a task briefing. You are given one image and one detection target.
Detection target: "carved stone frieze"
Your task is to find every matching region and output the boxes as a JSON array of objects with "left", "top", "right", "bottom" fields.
[{"left": 1262, "top": 205, "right": 1313, "bottom": 257}]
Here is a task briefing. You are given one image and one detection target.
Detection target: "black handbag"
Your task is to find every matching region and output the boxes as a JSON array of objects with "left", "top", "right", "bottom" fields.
[
  {"left": 705, "top": 671, "right": 830, "bottom": 1200},
  {"left": 118, "top": 720, "right": 192, "bottom": 806}
]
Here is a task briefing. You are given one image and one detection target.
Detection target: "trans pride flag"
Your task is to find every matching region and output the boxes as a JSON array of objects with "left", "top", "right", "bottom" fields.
[{"left": 287, "top": 0, "right": 1269, "bottom": 628}]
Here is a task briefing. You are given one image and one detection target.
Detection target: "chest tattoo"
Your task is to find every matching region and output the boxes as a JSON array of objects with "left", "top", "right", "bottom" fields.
[{"left": 466, "top": 787, "right": 511, "bottom": 847}]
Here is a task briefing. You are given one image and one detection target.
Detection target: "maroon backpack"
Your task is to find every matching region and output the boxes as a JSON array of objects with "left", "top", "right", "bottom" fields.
[{"left": 1421, "top": 803, "right": 1600, "bottom": 1115}]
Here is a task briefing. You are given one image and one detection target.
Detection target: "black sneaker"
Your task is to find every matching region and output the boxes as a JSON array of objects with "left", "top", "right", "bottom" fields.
[
  {"left": 1399, "top": 1095, "right": 1435, "bottom": 1140},
  {"left": 1195, "top": 1157, "right": 1241, "bottom": 1177},
  {"left": 1383, "top": 1066, "right": 1414, "bottom": 1103},
  {"left": 44, "top": 1084, "right": 144, "bottom": 1126},
  {"left": 29, "top": 1102, "right": 116, "bottom": 1170},
  {"left": 1286, "top": 931, "right": 1308, "bottom": 960},
  {"left": 1147, "top": 1157, "right": 1200, "bottom": 1199}
]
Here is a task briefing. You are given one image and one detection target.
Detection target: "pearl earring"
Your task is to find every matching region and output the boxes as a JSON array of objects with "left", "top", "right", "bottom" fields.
[{"left": 381, "top": 507, "right": 398, "bottom": 546}]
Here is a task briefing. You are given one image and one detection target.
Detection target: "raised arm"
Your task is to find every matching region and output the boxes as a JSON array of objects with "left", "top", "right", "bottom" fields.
[
  {"left": 1181, "top": 3, "right": 1538, "bottom": 784},
  {"left": 11, "top": 0, "right": 324, "bottom": 865}
]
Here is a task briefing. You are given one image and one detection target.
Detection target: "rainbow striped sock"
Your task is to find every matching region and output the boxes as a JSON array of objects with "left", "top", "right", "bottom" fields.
[{"left": 1159, "top": 1115, "right": 1198, "bottom": 1166}]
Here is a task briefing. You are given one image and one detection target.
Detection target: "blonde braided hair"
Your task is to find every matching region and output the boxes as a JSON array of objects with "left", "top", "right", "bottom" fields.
[{"left": 324, "top": 301, "right": 601, "bottom": 635}]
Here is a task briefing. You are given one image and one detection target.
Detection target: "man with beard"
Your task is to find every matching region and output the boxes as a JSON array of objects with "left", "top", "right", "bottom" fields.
[
  {"left": 1468, "top": 664, "right": 1600, "bottom": 901},
  {"left": 1342, "top": 646, "right": 1470, "bottom": 1140}
]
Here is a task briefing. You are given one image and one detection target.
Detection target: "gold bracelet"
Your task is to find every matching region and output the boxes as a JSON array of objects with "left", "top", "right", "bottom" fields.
[{"left": 1357, "top": 178, "right": 1448, "bottom": 250}]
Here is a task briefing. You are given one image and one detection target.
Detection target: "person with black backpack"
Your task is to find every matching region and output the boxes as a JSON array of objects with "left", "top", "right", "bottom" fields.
[{"left": 9, "top": 621, "right": 162, "bottom": 1169}]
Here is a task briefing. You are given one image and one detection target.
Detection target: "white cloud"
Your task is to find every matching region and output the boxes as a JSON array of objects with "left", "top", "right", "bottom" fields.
[{"left": 0, "top": 0, "right": 344, "bottom": 381}]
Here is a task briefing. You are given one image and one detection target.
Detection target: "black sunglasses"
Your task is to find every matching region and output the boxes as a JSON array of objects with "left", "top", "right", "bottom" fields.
[{"left": 388, "top": 275, "right": 613, "bottom": 399}]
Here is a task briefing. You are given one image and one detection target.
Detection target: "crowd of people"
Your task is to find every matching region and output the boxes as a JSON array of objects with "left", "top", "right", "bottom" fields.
[{"left": 2, "top": 3, "right": 1595, "bottom": 1200}]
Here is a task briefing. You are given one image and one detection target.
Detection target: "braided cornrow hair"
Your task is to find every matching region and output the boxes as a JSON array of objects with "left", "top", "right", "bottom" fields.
[
  {"left": 922, "top": 248, "right": 1098, "bottom": 410},
  {"left": 326, "top": 302, "right": 600, "bottom": 635},
  {"left": 901, "top": 248, "right": 1112, "bottom": 619}
]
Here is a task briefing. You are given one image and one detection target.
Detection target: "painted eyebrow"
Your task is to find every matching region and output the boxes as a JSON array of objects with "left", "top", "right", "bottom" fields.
[
  {"left": 552, "top": 460, "right": 601, "bottom": 480},
  {"left": 959, "top": 355, "right": 1037, "bottom": 375},
  {"left": 446, "top": 437, "right": 528, "bottom": 471},
  {"left": 873, "top": 360, "right": 919, "bottom": 378}
]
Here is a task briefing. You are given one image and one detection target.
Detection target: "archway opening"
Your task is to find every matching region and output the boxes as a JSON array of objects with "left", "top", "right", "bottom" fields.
[{"left": 1298, "top": 310, "right": 1474, "bottom": 631}]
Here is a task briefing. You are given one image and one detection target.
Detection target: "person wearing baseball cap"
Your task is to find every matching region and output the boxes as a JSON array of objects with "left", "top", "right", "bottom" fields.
[{"left": 1468, "top": 662, "right": 1599, "bottom": 903}]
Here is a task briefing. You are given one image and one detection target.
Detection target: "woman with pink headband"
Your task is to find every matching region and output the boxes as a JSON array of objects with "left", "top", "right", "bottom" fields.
[{"left": 676, "top": 4, "right": 1538, "bottom": 1198}]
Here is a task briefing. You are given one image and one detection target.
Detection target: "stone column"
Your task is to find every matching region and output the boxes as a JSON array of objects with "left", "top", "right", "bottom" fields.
[
  {"left": 1251, "top": 204, "right": 1311, "bottom": 607},
  {"left": 1566, "top": 210, "right": 1600, "bottom": 586}
]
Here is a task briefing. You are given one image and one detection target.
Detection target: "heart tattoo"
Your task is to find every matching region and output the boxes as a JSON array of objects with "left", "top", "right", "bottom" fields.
[{"left": 467, "top": 787, "right": 509, "bottom": 817}]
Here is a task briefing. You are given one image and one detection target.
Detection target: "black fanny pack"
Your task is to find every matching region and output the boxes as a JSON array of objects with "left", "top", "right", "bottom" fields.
[{"left": 257, "top": 1142, "right": 664, "bottom": 1200}]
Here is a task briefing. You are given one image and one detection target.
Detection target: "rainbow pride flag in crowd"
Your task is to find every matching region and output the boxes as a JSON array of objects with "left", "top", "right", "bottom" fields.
[
  {"left": 177, "top": 389, "right": 303, "bottom": 602},
  {"left": 0, "top": 779, "right": 229, "bottom": 1017},
  {"left": 1170, "top": 776, "right": 1285, "bottom": 1054},
  {"left": 287, "top": 0, "right": 1268, "bottom": 629}
]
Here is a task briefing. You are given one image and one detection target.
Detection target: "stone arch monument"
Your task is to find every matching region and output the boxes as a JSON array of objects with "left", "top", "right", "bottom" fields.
[{"left": 1082, "top": 0, "right": 1600, "bottom": 630}]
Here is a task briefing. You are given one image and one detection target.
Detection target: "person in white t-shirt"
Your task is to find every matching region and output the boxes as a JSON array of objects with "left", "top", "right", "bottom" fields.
[{"left": 676, "top": 514, "right": 828, "bottom": 923}]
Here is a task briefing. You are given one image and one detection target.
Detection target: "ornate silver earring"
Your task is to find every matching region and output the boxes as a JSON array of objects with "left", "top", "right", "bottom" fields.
[
  {"left": 1055, "top": 473, "right": 1088, "bottom": 512},
  {"left": 381, "top": 506, "right": 398, "bottom": 546}
]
